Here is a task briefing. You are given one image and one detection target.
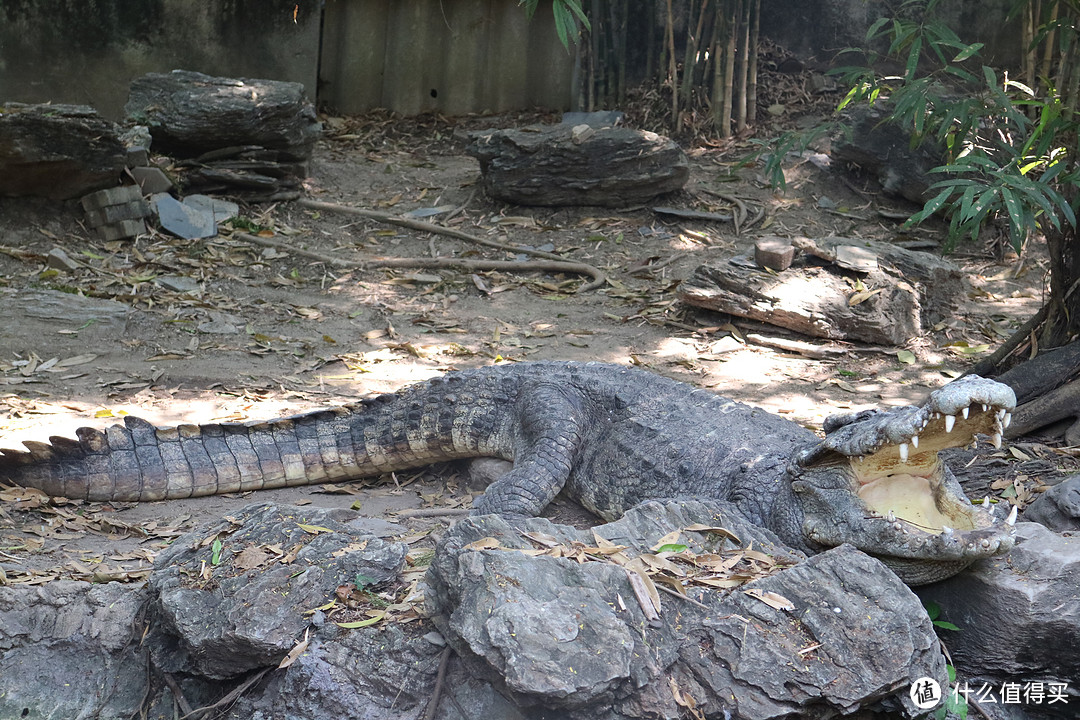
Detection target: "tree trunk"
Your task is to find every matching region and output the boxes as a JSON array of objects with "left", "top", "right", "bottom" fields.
[{"left": 1040, "top": 224, "right": 1080, "bottom": 348}]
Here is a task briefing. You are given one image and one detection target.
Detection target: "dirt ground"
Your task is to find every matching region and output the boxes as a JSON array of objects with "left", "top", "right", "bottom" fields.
[{"left": 0, "top": 112, "right": 1069, "bottom": 585}]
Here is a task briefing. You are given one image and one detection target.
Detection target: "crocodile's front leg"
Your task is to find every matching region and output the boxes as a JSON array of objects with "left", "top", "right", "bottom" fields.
[{"left": 471, "top": 380, "right": 584, "bottom": 516}]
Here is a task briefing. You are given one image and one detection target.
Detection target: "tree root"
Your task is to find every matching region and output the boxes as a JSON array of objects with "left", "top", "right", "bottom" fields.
[
  {"left": 1007, "top": 377, "right": 1080, "bottom": 444},
  {"left": 292, "top": 197, "right": 607, "bottom": 291},
  {"left": 422, "top": 647, "right": 452, "bottom": 720},
  {"left": 232, "top": 232, "right": 607, "bottom": 292},
  {"left": 965, "top": 302, "right": 1050, "bottom": 378}
]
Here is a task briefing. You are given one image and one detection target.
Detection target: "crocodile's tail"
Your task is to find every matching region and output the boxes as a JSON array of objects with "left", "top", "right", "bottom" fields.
[{"left": 0, "top": 376, "right": 514, "bottom": 502}]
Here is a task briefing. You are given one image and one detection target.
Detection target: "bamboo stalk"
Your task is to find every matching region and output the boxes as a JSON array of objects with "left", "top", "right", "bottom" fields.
[
  {"left": 1039, "top": 1, "right": 1059, "bottom": 86},
  {"left": 747, "top": 0, "right": 760, "bottom": 124},
  {"left": 735, "top": 0, "right": 750, "bottom": 131},
  {"left": 666, "top": 0, "right": 679, "bottom": 128},
  {"left": 1022, "top": 1, "right": 1036, "bottom": 89},
  {"left": 722, "top": 2, "right": 736, "bottom": 135}
]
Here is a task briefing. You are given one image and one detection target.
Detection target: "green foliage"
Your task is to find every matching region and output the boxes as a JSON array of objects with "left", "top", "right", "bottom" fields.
[
  {"left": 520, "top": 0, "right": 591, "bottom": 50},
  {"left": 923, "top": 599, "right": 961, "bottom": 632},
  {"left": 764, "top": 0, "right": 1080, "bottom": 253},
  {"left": 925, "top": 600, "right": 968, "bottom": 719},
  {"left": 751, "top": 123, "right": 839, "bottom": 191}
]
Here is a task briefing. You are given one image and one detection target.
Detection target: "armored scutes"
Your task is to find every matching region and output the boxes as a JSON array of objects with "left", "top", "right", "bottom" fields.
[{"left": 0, "top": 361, "right": 1017, "bottom": 584}]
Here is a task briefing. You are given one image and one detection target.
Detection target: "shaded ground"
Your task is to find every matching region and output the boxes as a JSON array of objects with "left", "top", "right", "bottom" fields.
[{"left": 1, "top": 112, "right": 1076, "bottom": 585}]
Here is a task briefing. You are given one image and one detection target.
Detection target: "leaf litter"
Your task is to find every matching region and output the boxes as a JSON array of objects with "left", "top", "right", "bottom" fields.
[{"left": 460, "top": 521, "right": 795, "bottom": 620}]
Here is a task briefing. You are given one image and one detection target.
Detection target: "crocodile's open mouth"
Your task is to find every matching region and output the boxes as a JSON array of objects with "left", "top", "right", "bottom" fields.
[
  {"left": 792, "top": 376, "right": 1018, "bottom": 584},
  {"left": 850, "top": 401, "right": 1013, "bottom": 533}
]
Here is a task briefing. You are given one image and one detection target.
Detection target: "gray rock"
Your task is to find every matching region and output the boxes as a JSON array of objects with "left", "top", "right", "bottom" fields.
[
  {"left": 917, "top": 521, "right": 1080, "bottom": 710},
  {"left": 150, "top": 503, "right": 408, "bottom": 679},
  {"left": 119, "top": 124, "right": 152, "bottom": 167},
  {"left": 427, "top": 500, "right": 943, "bottom": 718},
  {"left": 0, "top": 103, "right": 126, "bottom": 200},
  {"left": 466, "top": 124, "right": 688, "bottom": 207},
  {"left": 0, "top": 581, "right": 150, "bottom": 720},
  {"left": 156, "top": 274, "right": 202, "bottom": 294},
  {"left": 8, "top": 288, "right": 130, "bottom": 331},
  {"left": 184, "top": 193, "right": 240, "bottom": 223},
  {"left": 1023, "top": 474, "right": 1080, "bottom": 531},
  {"left": 125, "top": 70, "right": 320, "bottom": 165},
  {"left": 832, "top": 103, "right": 943, "bottom": 204},
  {"left": 45, "top": 247, "right": 81, "bottom": 272},
  {"left": 153, "top": 192, "right": 217, "bottom": 239}
]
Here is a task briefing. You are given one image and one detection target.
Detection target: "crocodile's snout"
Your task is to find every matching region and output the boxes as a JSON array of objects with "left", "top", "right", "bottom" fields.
[{"left": 794, "top": 375, "right": 1018, "bottom": 584}]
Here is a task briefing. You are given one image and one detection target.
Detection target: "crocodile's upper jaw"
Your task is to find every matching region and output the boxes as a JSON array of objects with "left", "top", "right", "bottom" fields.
[{"left": 792, "top": 375, "right": 1018, "bottom": 585}]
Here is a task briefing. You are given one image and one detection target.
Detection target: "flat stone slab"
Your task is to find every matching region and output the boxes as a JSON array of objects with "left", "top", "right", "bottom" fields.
[
  {"left": 153, "top": 193, "right": 216, "bottom": 239},
  {"left": 467, "top": 124, "right": 688, "bottom": 207}
]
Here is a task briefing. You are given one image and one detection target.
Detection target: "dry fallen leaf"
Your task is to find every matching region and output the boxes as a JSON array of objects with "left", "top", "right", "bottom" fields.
[
  {"left": 278, "top": 629, "right": 310, "bottom": 668},
  {"left": 743, "top": 588, "right": 795, "bottom": 611},
  {"left": 464, "top": 537, "right": 502, "bottom": 551}
]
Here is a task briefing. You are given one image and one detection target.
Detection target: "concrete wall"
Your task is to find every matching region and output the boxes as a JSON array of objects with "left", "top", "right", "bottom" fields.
[
  {"left": 0, "top": 0, "right": 1022, "bottom": 121},
  {"left": 0, "top": 0, "right": 320, "bottom": 120},
  {"left": 319, "top": 0, "right": 573, "bottom": 115}
]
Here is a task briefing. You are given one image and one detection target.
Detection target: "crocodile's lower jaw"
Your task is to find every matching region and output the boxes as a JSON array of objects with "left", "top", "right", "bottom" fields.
[{"left": 874, "top": 555, "right": 976, "bottom": 586}]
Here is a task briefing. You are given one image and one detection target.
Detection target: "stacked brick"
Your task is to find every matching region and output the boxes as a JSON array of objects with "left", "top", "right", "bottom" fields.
[{"left": 80, "top": 186, "right": 151, "bottom": 241}]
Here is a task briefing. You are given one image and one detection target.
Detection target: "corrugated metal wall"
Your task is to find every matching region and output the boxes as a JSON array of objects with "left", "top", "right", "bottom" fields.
[{"left": 319, "top": 0, "right": 575, "bottom": 115}]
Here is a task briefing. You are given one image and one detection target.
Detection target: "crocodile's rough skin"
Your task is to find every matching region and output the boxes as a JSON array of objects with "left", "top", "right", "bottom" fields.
[{"left": 0, "top": 361, "right": 1018, "bottom": 584}]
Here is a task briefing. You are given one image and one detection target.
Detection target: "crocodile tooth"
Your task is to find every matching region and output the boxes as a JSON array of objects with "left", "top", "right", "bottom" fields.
[
  {"left": 886, "top": 510, "right": 896, "bottom": 523},
  {"left": 1004, "top": 412, "right": 1012, "bottom": 429},
  {"left": 899, "top": 443, "right": 909, "bottom": 462},
  {"left": 982, "top": 497, "right": 991, "bottom": 507},
  {"left": 945, "top": 414, "right": 956, "bottom": 433},
  {"left": 991, "top": 432, "right": 1002, "bottom": 449},
  {"left": 962, "top": 406, "right": 970, "bottom": 420},
  {"left": 941, "top": 525, "right": 954, "bottom": 535},
  {"left": 911, "top": 434, "right": 919, "bottom": 448},
  {"left": 982, "top": 403, "right": 989, "bottom": 412},
  {"left": 1006, "top": 505, "right": 1018, "bottom": 526}
]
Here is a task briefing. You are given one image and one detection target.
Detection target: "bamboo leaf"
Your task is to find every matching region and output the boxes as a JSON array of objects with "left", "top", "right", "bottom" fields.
[
  {"left": 951, "top": 43, "right": 983, "bottom": 62},
  {"left": 999, "top": 187, "right": 1022, "bottom": 227},
  {"left": 904, "top": 36, "right": 923, "bottom": 81}
]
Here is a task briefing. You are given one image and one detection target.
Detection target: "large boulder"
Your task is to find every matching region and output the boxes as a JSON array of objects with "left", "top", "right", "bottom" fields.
[
  {"left": 124, "top": 70, "right": 320, "bottom": 164},
  {"left": 917, "top": 521, "right": 1080, "bottom": 717},
  {"left": 831, "top": 103, "right": 944, "bottom": 204},
  {"left": 466, "top": 124, "right": 688, "bottom": 207},
  {"left": 427, "top": 500, "right": 944, "bottom": 718},
  {"left": 0, "top": 581, "right": 150, "bottom": 720},
  {"left": 149, "top": 503, "right": 407, "bottom": 679},
  {"left": 0, "top": 103, "right": 125, "bottom": 199},
  {"left": 1023, "top": 474, "right": 1080, "bottom": 531}
]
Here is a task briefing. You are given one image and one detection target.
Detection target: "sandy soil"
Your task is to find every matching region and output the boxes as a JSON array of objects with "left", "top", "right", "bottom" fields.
[{"left": 0, "top": 114, "right": 1060, "bottom": 583}]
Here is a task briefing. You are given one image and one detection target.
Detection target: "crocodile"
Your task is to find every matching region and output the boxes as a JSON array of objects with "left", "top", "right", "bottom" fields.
[{"left": 0, "top": 361, "right": 1017, "bottom": 584}]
